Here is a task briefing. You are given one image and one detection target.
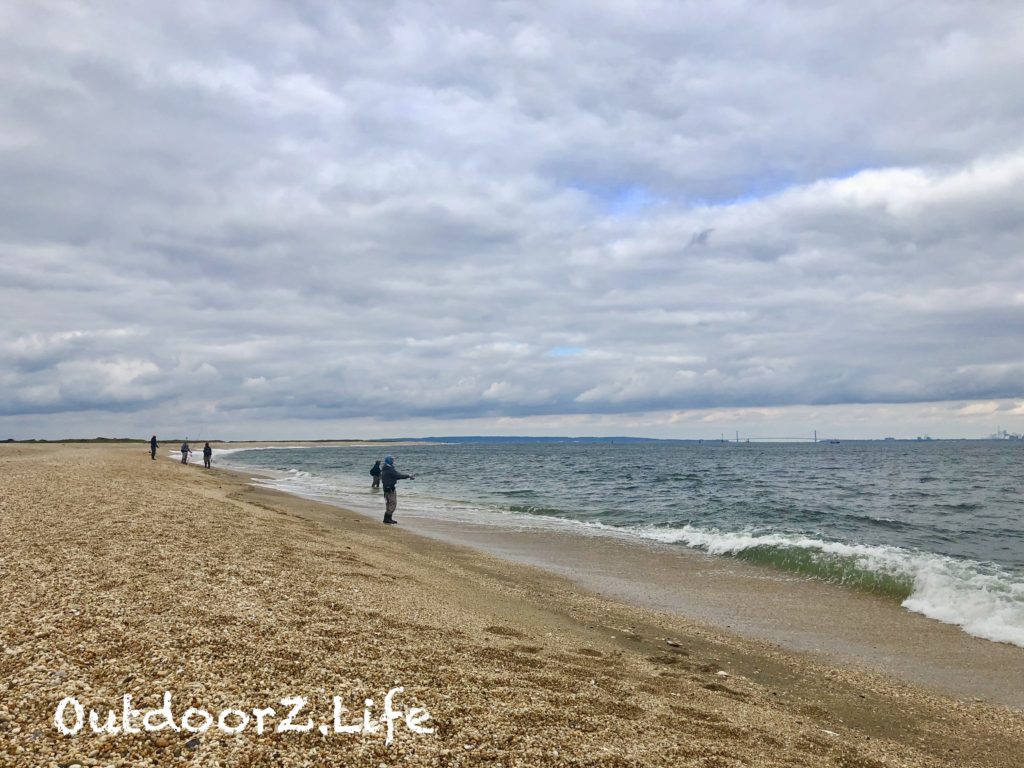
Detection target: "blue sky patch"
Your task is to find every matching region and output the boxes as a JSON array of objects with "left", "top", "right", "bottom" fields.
[{"left": 546, "top": 347, "right": 586, "bottom": 358}]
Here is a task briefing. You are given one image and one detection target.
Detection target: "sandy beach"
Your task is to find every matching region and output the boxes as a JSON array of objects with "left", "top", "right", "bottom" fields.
[{"left": 2, "top": 443, "right": 1022, "bottom": 767}]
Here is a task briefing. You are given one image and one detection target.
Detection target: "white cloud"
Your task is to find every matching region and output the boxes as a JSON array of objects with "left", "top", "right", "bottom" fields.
[{"left": 1, "top": 1, "right": 1023, "bottom": 438}]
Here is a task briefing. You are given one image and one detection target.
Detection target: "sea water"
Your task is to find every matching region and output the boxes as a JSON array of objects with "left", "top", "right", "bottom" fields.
[{"left": 216, "top": 441, "right": 1024, "bottom": 648}]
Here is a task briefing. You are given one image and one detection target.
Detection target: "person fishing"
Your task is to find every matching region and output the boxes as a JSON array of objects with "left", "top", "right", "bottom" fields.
[
  {"left": 380, "top": 455, "right": 414, "bottom": 525},
  {"left": 150, "top": 435, "right": 158, "bottom": 460},
  {"left": 203, "top": 442, "right": 213, "bottom": 469},
  {"left": 180, "top": 440, "right": 192, "bottom": 465},
  {"left": 370, "top": 459, "right": 382, "bottom": 490}
]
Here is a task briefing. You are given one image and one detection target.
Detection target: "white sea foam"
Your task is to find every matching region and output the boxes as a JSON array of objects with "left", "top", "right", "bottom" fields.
[
  {"left": 202, "top": 445, "right": 324, "bottom": 457},
  {"left": 628, "top": 524, "right": 1024, "bottom": 648},
  {"left": 902, "top": 559, "right": 1024, "bottom": 647}
]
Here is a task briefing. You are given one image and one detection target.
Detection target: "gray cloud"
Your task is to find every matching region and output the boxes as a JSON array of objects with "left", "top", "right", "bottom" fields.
[{"left": 2, "top": 1, "right": 1023, "bottom": 439}]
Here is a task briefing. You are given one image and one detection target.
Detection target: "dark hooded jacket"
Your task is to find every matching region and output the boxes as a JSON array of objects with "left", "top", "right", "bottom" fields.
[{"left": 380, "top": 463, "right": 411, "bottom": 492}]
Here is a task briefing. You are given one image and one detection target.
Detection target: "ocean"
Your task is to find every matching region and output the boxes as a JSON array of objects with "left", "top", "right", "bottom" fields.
[{"left": 214, "top": 440, "right": 1024, "bottom": 648}]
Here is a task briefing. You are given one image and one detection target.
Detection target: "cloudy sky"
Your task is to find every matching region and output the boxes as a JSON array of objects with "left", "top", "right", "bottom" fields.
[{"left": 2, "top": 1, "right": 1023, "bottom": 440}]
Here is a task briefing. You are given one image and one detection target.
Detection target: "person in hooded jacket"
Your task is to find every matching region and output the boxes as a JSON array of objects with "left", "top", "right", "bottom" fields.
[
  {"left": 370, "top": 459, "right": 382, "bottom": 490},
  {"left": 380, "top": 455, "right": 414, "bottom": 525}
]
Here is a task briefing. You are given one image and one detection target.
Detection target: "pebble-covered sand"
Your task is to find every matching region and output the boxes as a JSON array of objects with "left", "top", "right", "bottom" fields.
[{"left": 1, "top": 443, "right": 1022, "bottom": 767}]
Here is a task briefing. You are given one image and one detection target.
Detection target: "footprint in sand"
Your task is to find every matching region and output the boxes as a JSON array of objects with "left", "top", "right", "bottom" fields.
[{"left": 484, "top": 625, "right": 527, "bottom": 639}]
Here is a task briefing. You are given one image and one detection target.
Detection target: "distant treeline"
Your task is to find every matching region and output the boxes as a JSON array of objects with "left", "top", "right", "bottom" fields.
[
  {"left": 4, "top": 436, "right": 694, "bottom": 445},
  {"left": 4, "top": 435, "right": 998, "bottom": 445},
  {"left": 3, "top": 438, "right": 149, "bottom": 443},
  {"left": 386, "top": 436, "right": 699, "bottom": 444}
]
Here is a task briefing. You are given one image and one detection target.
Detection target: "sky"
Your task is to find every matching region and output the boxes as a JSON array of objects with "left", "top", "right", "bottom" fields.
[{"left": 2, "top": 1, "right": 1024, "bottom": 441}]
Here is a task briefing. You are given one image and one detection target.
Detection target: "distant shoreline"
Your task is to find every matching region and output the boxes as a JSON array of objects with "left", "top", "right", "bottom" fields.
[{"left": 4, "top": 435, "right": 1022, "bottom": 445}]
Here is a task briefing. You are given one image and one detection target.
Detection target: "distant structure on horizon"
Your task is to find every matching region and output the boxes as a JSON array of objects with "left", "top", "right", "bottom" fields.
[{"left": 989, "top": 427, "right": 1022, "bottom": 440}]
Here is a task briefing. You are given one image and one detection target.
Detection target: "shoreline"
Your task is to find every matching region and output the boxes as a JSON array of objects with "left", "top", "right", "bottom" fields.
[
  {"left": 220, "top": 449, "right": 1024, "bottom": 708},
  {"left": 3, "top": 443, "right": 1023, "bottom": 766},
  {"left": 403, "top": 515, "right": 1024, "bottom": 709}
]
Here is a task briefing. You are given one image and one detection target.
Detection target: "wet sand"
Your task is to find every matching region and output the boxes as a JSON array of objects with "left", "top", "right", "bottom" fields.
[{"left": 2, "top": 443, "right": 1023, "bottom": 767}]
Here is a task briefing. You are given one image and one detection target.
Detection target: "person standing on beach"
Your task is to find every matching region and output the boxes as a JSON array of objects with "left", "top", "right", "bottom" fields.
[
  {"left": 380, "top": 455, "right": 414, "bottom": 525},
  {"left": 203, "top": 442, "right": 212, "bottom": 469},
  {"left": 370, "top": 459, "right": 382, "bottom": 490},
  {"left": 180, "top": 440, "right": 191, "bottom": 465},
  {"left": 150, "top": 435, "right": 158, "bottom": 460}
]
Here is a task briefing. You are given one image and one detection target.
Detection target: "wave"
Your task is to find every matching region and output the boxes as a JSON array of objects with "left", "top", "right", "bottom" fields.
[
  {"left": 736, "top": 545, "right": 913, "bottom": 598},
  {"left": 629, "top": 525, "right": 1024, "bottom": 647},
  {"left": 507, "top": 503, "right": 569, "bottom": 517},
  {"left": 934, "top": 502, "right": 982, "bottom": 512},
  {"left": 208, "top": 445, "right": 361, "bottom": 458}
]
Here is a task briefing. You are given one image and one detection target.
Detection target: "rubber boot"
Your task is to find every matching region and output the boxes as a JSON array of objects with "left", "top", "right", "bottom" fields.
[{"left": 383, "top": 512, "right": 397, "bottom": 525}]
